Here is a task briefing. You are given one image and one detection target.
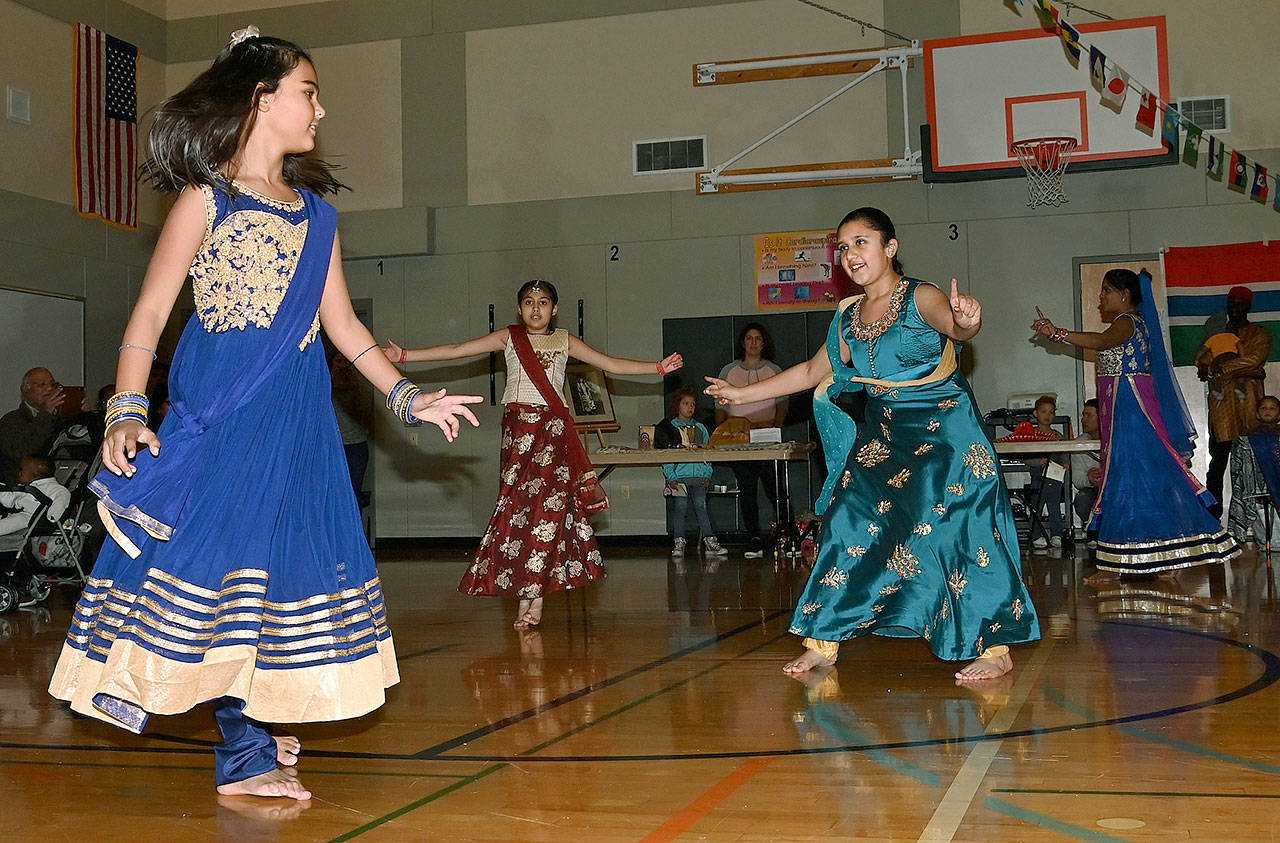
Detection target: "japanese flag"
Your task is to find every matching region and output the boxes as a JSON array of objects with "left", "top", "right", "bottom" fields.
[{"left": 1101, "top": 65, "right": 1129, "bottom": 109}]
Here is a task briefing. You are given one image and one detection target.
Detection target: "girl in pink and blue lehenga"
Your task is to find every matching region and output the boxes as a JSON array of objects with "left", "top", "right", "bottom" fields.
[
  {"left": 1032, "top": 269, "right": 1238, "bottom": 580},
  {"left": 48, "top": 28, "right": 481, "bottom": 800}
]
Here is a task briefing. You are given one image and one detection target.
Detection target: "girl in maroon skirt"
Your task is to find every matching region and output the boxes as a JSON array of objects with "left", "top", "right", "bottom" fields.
[{"left": 387, "top": 280, "right": 682, "bottom": 628}]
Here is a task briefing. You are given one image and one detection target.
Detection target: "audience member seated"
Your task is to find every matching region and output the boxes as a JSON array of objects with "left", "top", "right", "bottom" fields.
[
  {"left": 1070, "top": 398, "right": 1102, "bottom": 547},
  {"left": 0, "top": 456, "right": 71, "bottom": 537},
  {"left": 1227, "top": 395, "right": 1280, "bottom": 546},
  {"left": 1023, "top": 394, "right": 1067, "bottom": 550},
  {"left": 0, "top": 367, "right": 65, "bottom": 484}
]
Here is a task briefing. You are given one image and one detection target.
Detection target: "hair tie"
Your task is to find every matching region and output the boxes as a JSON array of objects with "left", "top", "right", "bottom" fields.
[{"left": 229, "top": 25, "right": 260, "bottom": 48}]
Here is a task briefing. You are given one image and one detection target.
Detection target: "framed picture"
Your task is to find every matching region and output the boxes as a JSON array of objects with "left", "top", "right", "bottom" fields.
[{"left": 565, "top": 363, "right": 616, "bottom": 426}]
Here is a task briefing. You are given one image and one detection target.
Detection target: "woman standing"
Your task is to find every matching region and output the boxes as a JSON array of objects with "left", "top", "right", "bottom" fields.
[
  {"left": 708, "top": 207, "right": 1039, "bottom": 680},
  {"left": 1031, "top": 269, "right": 1238, "bottom": 580},
  {"left": 716, "top": 323, "right": 787, "bottom": 557}
]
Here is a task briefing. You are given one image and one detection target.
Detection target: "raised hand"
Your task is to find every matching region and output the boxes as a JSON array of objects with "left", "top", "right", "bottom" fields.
[
  {"left": 1030, "top": 306, "right": 1056, "bottom": 337},
  {"left": 383, "top": 339, "right": 407, "bottom": 364},
  {"left": 102, "top": 420, "right": 161, "bottom": 477},
  {"left": 410, "top": 389, "right": 483, "bottom": 442},
  {"left": 657, "top": 352, "right": 684, "bottom": 375},
  {"left": 703, "top": 376, "right": 741, "bottom": 406},
  {"left": 949, "top": 278, "right": 981, "bottom": 330}
]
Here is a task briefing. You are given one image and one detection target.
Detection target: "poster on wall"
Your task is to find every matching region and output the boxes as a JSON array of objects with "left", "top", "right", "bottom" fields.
[{"left": 754, "top": 230, "right": 849, "bottom": 310}]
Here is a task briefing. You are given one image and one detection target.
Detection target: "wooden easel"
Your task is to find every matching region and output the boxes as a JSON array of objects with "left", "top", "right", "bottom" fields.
[{"left": 576, "top": 422, "right": 621, "bottom": 451}]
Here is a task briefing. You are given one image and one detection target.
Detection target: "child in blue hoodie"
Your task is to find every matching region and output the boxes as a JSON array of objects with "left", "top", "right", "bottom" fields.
[{"left": 659, "top": 386, "right": 726, "bottom": 557}]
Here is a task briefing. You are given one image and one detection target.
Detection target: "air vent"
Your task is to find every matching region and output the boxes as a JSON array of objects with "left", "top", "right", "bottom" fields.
[
  {"left": 634, "top": 136, "right": 706, "bottom": 175},
  {"left": 1178, "top": 96, "right": 1230, "bottom": 133}
]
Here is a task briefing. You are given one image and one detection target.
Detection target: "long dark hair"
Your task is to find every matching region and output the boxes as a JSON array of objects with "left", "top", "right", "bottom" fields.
[
  {"left": 735, "top": 322, "right": 776, "bottom": 362},
  {"left": 1101, "top": 268, "right": 1143, "bottom": 306},
  {"left": 837, "top": 207, "right": 904, "bottom": 275},
  {"left": 140, "top": 35, "right": 345, "bottom": 195}
]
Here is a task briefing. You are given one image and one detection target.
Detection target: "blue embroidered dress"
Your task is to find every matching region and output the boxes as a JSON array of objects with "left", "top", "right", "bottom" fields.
[
  {"left": 49, "top": 183, "right": 398, "bottom": 732},
  {"left": 790, "top": 280, "right": 1039, "bottom": 660},
  {"left": 1092, "top": 312, "right": 1238, "bottom": 573}
]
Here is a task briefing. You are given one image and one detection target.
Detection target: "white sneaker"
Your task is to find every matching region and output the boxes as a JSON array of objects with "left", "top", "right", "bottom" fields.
[
  {"left": 1031, "top": 536, "right": 1049, "bottom": 550},
  {"left": 672, "top": 537, "right": 686, "bottom": 557},
  {"left": 704, "top": 537, "right": 728, "bottom": 556},
  {"left": 1050, "top": 535, "right": 1063, "bottom": 547}
]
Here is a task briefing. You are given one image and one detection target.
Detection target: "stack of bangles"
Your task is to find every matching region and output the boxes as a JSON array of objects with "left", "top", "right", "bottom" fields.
[
  {"left": 1048, "top": 327, "right": 1069, "bottom": 343},
  {"left": 386, "top": 378, "right": 424, "bottom": 426},
  {"left": 104, "top": 390, "right": 149, "bottom": 433}
]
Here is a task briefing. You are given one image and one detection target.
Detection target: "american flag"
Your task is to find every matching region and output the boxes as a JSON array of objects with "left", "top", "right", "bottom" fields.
[{"left": 75, "top": 23, "right": 138, "bottom": 229}]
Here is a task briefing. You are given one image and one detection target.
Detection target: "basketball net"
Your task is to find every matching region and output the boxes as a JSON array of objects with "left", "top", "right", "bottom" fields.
[{"left": 1011, "top": 136, "right": 1077, "bottom": 208}]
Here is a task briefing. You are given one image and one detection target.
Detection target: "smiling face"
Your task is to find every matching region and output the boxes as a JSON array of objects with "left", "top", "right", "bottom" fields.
[
  {"left": 519, "top": 289, "right": 557, "bottom": 333},
  {"left": 835, "top": 220, "right": 898, "bottom": 288},
  {"left": 258, "top": 59, "right": 324, "bottom": 154}
]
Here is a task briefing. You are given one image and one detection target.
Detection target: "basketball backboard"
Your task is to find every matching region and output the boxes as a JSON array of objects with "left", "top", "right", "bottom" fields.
[{"left": 922, "top": 16, "right": 1174, "bottom": 182}]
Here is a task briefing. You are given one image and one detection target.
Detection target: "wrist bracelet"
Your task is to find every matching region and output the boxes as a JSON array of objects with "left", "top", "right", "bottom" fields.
[
  {"left": 119, "top": 344, "right": 158, "bottom": 360},
  {"left": 385, "top": 378, "right": 424, "bottom": 425},
  {"left": 1049, "top": 328, "right": 1069, "bottom": 343},
  {"left": 398, "top": 347, "right": 407, "bottom": 363},
  {"left": 105, "top": 390, "right": 150, "bottom": 432}
]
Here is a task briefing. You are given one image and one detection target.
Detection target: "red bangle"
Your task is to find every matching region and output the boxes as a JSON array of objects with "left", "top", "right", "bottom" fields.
[
  {"left": 398, "top": 348, "right": 407, "bottom": 363},
  {"left": 1049, "top": 328, "right": 1069, "bottom": 343}
]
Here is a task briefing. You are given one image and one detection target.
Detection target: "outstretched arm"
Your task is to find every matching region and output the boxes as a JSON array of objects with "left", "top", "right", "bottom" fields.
[
  {"left": 568, "top": 335, "right": 682, "bottom": 376},
  {"left": 385, "top": 329, "right": 509, "bottom": 364},
  {"left": 1031, "top": 307, "right": 1135, "bottom": 351},
  {"left": 917, "top": 279, "right": 982, "bottom": 342},
  {"left": 320, "top": 234, "right": 482, "bottom": 441},
  {"left": 706, "top": 344, "right": 833, "bottom": 407}
]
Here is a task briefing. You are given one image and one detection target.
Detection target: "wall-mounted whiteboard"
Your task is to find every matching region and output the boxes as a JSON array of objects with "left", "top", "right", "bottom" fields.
[{"left": 0, "top": 287, "right": 85, "bottom": 406}]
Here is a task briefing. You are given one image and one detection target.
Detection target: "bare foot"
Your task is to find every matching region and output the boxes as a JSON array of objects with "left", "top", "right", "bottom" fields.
[
  {"left": 782, "top": 648, "right": 836, "bottom": 675},
  {"left": 513, "top": 597, "right": 543, "bottom": 630},
  {"left": 955, "top": 651, "right": 1013, "bottom": 682},
  {"left": 1084, "top": 569, "right": 1119, "bottom": 585},
  {"left": 274, "top": 734, "right": 300, "bottom": 766},
  {"left": 216, "top": 767, "right": 312, "bottom": 800},
  {"left": 216, "top": 793, "right": 312, "bottom": 821}
]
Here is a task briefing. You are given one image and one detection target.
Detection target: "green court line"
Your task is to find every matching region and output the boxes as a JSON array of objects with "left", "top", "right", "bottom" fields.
[
  {"left": 0, "top": 757, "right": 468, "bottom": 779},
  {"left": 993, "top": 788, "right": 1280, "bottom": 798},
  {"left": 327, "top": 763, "right": 508, "bottom": 842},
  {"left": 1044, "top": 685, "right": 1280, "bottom": 777},
  {"left": 983, "top": 797, "right": 1133, "bottom": 842}
]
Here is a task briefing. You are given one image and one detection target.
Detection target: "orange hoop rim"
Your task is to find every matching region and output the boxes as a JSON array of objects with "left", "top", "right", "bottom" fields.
[{"left": 1009, "top": 136, "right": 1078, "bottom": 155}]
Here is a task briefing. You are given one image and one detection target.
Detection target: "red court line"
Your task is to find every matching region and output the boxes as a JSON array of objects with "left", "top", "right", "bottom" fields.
[{"left": 641, "top": 756, "right": 774, "bottom": 842}]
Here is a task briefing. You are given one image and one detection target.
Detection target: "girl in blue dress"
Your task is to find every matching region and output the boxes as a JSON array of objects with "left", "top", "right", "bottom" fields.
[
  {"left": 707, "top": 208, "right": 1039, "bottom": 680},
  {"left": 47, "top": 27, "right": 482, "bottom": 800}
]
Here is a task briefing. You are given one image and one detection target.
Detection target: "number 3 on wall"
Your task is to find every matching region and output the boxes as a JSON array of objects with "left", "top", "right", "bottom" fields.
[{"left": 948, "top": 224, "right": 959, "bottom": 241}]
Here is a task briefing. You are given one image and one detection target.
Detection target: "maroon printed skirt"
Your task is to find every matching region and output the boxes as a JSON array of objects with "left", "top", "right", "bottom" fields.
[{"left": 459, "top": 403, "right": 605, "bottom": 598}]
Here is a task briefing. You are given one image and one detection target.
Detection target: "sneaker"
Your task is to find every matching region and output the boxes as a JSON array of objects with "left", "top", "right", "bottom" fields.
[
  {"left": 1031, "top": 536, "right": 1049, "bottom": 550},
  {"left": 1050, "top": 535, "right": 1063, "bottom": 547},
  {"left": 704, "top": 536, "right": 728, "bottom": 556},
  {"left": 743, "top": 536, "right": 764, "bottom": 559},
  {"left": 671, "top": 537, "right": 686, "bottom": 557}
]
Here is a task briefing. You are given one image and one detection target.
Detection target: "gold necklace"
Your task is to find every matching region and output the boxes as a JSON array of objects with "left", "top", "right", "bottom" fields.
[
  {"left": 848, "top": 279, "right": 909, "bottom": 342},
  {"left": 230, "top": 179, "right": 304, "bottom": 210}
]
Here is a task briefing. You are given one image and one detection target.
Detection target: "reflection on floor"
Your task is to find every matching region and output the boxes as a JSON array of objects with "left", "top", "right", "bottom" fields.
[{"left": 5, "top": 541, "right": 1280, "bottom": 840}]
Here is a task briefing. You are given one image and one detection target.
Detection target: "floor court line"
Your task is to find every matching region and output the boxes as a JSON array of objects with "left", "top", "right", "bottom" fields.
[
  {"left": 639, "top": 756, "right": 775, "bottom": 843},
  {"left": 915, "top": 638, "right": 1056, "bottom": 841}
]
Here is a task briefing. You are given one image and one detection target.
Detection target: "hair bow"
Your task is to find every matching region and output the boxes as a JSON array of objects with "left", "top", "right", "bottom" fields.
[{"left": 229, "top": 25, "right": 260, "bottom": 47}]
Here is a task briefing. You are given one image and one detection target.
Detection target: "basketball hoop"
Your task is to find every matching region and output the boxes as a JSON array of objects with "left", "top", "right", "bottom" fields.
[{"left": 1010, "top": 136, "right": 1077, "bottom": 208}]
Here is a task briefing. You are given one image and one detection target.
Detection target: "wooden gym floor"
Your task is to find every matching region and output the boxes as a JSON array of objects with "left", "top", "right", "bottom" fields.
[{"left": 4, "top": 543, "right": 1280, "bottom": 841}]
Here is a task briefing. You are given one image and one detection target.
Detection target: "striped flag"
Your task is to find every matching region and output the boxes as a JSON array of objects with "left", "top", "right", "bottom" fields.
[
  {"left": 75, "top": 23, "right": 138, "bottom": 229},
  {"left": 1165, "top": 242, "right": 1280, "bottom": 365}
]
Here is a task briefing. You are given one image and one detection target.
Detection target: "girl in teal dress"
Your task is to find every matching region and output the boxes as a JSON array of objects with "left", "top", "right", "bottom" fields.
[{"left": 706, "top": 208, "right": 1039, "bottom": 680}]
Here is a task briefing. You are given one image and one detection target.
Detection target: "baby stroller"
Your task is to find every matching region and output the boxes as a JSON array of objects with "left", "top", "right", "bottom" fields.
[{"left": 0, "top": 427, "right": 100, "bottom": 613}]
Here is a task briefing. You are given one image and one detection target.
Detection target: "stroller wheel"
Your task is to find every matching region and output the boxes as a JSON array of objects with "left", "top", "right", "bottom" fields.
[
  {"left": 22, "top": 575, "right": 51, "bottom": 606},
  {"left": 0, "top": 585, "right": 18, "bottom": 614}
]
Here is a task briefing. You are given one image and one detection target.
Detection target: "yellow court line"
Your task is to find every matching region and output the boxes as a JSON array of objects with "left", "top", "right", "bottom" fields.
[{"left": 916, "top": 638, "right": 1056, "bottom": 842}]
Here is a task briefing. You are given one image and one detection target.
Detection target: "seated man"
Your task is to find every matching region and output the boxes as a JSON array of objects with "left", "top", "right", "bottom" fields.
[
  {"left": 0, "top": 456, "right": 71, "bottom": 537},
  {"left": 1070, "top": 398, "right": 1102, "bottom": 545},
  {"left": 1227, "top": 394, "right": 1280, "bottom": 546},
  {"left": 0, "top": 367, "right": 65, "bottom": 484},
  {"left": 1024, "top": 394, "right": 1066, "bottom": 550}
]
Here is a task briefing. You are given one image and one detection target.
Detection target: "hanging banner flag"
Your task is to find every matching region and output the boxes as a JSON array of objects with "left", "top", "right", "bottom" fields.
[
  {"left": 1274, "top": 179, "right": 1280, "bottom": 212},
  {"left": 1058, "top": 19, "right": 1083, "bottom": 61},
  {"left": 1252, "top": 165, "right": 1270, "bottom": 202},
  {"left": 1135, "top": 90, "right": 1158, "bottom": 132},
  {"left": 1165, "top": 242, "right": 1280, "bottom": 366},
  {"left": 1088, "top": 46, "right": 1106, "bottom": 89},
  {"left": 1161, "top": 104, "right": 1181, "bottom": 150},
  {"left": 1101, "top": 66, "right": 1129, "bottom": 109},
  {"left": 75, "top": 23, "right": 139, "bottom": 229},
  {"left": 1229, "top": 150, "right": 1249, "bottom": 189},
  {"left": 1182, "top": 124, "right": 1202, "bottom": 166},
  {"left": 1033, "top": 0, "right": 1057, "bottom": 30},
  {"left": 753, "top": 230, "right": 848, "bottom": 311},
  {"left": 1206, "top": 136, "right": 1225, "bottom": 179}
]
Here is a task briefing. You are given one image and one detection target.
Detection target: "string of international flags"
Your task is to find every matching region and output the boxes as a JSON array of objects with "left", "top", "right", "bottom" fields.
[{"left": 1019, "top": 0, "right": 1278, "bottom": 211}]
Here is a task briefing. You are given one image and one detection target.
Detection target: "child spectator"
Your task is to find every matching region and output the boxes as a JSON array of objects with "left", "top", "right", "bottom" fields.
[
  {"left": 1227, "top": 395, "right": 1280, "bottom": 546},
  {"left": 1025, "top": 394, "right": 1066, "bottom": 549},
  {"left": 1070, "top": 398, "right": 1102, "bottom": 546},
  {"left": 0, "top": 456, "right": 71, "bottom": 536},
  {"left": 658, "top": 386, "right": 726, "bottom": 557}
]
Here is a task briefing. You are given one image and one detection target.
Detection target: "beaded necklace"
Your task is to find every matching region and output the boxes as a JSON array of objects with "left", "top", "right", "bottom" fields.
[
  {"left": 848, "top": 278, "right": 909, "bottom": 380},
  {"left": 230, "top": 179, "right": 304, "bottom": 210}
]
